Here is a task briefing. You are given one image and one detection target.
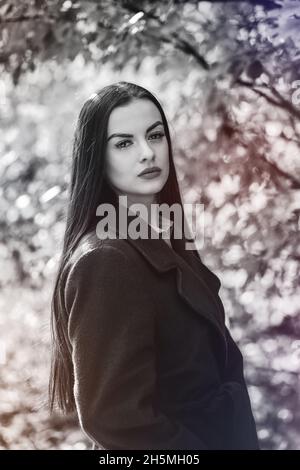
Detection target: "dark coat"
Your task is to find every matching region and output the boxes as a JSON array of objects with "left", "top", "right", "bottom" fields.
[{"left": 63, "top": 212, "right": 259, "bottom": 450}]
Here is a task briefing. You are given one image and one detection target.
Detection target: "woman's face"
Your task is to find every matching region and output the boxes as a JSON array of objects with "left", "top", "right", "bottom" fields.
[{"left": 105, "top": 98, "right": 170, "bottom": 206}]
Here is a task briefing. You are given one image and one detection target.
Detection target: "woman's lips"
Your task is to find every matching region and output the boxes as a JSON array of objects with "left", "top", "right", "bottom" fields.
[
  {"left": 138, "top": 166, "right": 162, "bottom": 176},
  {"left": 138, "top": 169, "right": 162, "bottom": 179}
]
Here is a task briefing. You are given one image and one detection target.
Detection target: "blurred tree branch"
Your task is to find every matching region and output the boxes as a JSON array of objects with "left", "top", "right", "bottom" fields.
[
  {"left": 1, "top": 0, "right": 299, "bottom": 125},
  {"left": 122, "top": 0, "right": 210, "bottom": 70},
  {"left": 237, "top": 79, "right": 300, "bottom": 121}
]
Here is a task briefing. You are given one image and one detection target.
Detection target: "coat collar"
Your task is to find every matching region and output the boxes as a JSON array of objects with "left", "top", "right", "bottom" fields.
[{"left": 89, "top": 206, "right": 227, "bottom": 364}]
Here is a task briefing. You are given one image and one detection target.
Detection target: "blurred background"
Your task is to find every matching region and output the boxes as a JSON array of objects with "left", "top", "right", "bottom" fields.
[{"left": 0, "top": 0, "right": 299, "bottom": 450}]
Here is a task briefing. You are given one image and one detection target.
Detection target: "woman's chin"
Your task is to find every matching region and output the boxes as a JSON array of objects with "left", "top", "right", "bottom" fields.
[{"left": 135, "top": 178, "right": 166, "bottom": 193}]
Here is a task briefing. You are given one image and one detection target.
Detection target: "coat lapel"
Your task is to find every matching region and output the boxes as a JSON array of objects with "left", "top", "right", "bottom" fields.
[
  {"left": 115, "top": 211, "right": 226, "bottom": 346},
  {"left": 126, "top": 235, "right": 226, "bottom": 340},
  {"left": 92, "top": 207, "right": 228, "bottom": 364}
]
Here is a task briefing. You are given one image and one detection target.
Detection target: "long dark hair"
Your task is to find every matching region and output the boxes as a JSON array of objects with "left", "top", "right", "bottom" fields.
[{"left": 49, "top": 81, "right": 196, "bottom": 414}]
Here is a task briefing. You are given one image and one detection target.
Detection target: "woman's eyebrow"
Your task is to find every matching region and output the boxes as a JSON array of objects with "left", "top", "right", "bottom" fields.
[{"left": 107, "top": 120, "right": 163, "bottom": 141}]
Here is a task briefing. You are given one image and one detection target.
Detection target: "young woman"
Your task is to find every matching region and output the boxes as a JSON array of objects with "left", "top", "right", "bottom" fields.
[{"left": 49, "top": 81, "right": 259, "bottom": 450}]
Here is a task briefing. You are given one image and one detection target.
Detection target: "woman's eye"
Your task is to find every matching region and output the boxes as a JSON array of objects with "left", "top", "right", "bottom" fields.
[
  {"left": 115, "top": 140, "right": 131, "bottom": 149},
  {"left": 149, "top": 132, "right": 165, "bottom": 140},
  {"left": 115, "top": 132, "right": 164, "bottom": 149}
]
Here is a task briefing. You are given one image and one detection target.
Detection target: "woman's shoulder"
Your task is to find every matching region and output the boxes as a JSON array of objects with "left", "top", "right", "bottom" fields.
[
  {"left": 64, "top": 231, "right": 140, "bottom": 285},
  {"left": 63, "top": 233, "right": 139, "bottom": 312}
]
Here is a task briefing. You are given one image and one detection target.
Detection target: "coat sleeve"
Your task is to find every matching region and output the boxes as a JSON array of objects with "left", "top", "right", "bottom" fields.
[
  {"left": 224, "top": 326, "right": 246, "bottom": 383},
  {"left": 223, "top": 326, "right": 260, "bottom": 449},
  {"left": 65, "top": 243, "right": 208, "bottom": 450}
]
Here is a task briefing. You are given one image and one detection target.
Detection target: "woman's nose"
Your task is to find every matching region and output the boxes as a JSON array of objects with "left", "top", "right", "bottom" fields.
[{"left": 139, "top": 140, "right": 155, "bottom": 162}]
